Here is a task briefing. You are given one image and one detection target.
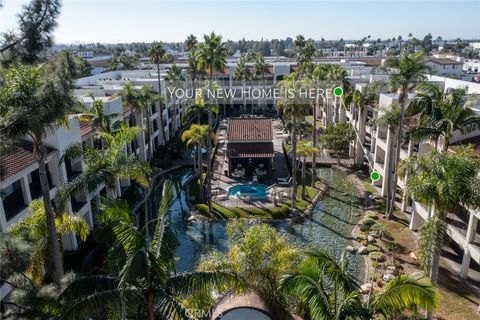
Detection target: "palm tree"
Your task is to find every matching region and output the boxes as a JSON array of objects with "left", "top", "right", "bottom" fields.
[
  {"left": 59, "top": 180, "right": 237, "bottom": 320},
  {"left": 0, "top": 55, "right": 82, "bottom": 286},
  {"left": 166, "top": 64, "right": 184, "bottom": 135},
  {"left": 10, "top": 199, "right": 90, "bottom": 285},
  {"left": 148, "top": 41, "right": 168, "bottom": 144},
  {"left": 77, "top": 93, "right": 120, "bottom": 134},
  {"left": 277, "top": 73, "right": 310, "bottom": 211},
  {"left": 253, "top": 52, "right": 268, "bottom": 113},
  {"left": 184, "top": 34, "right": 198, "bottom": 52},
  {"left": 181, "top": 124, "right": 216, "bottom": 203},
  {"left": 379, "top": 52, "right": 431, "bottom": 217},
  {"left": 195, "top": 32, "right": 229, "bottom": 213},
  {"left": 281, "top": 250, "right": 439, "bottom": 320},
  {"left": 407, "top": 83, "right": 480, "bottom": 151},
  {"left": 398, "top": 146, "right": 480, "bottom": 285},
  {"left": 233, "top": 54, "right": 253, "bottom": 112},
  {"left": 137, "top": 85, "right": 163, "bottom": 160},
  {"left": 58, "top": 125, "right": 151, "bottom": 203},
  {"left": 373, "top": 103, "right": 401, "bottom": 203},
  {"left": 297, "top": 141, "right": 320, "bottom": 198}
]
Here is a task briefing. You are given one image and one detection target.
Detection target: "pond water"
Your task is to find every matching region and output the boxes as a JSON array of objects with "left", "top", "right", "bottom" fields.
[{"left": 144, "top": 167, "right": 364, "bottom": 278}]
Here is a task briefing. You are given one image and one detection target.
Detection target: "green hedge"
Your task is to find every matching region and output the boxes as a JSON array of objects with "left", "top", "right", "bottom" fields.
[{"left": 195, "top": 203, "right": 290, "bottom": 219}]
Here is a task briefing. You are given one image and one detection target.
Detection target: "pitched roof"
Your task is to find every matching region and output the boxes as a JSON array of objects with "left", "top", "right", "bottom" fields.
[
  {"left": 227, "top": 142, "right": 274, "bottom": 158},
  {"left": 0, "top": 141, "right": 57, "bottom": 181},
  {"left": 427, "top": 58, "right": 463, "bottom": 65},
  {"left": 80, "top": 121, "right": 95, "bottom": 137},
  {"left": 227, "top": 117, "right": 273, "bottom": 141}
]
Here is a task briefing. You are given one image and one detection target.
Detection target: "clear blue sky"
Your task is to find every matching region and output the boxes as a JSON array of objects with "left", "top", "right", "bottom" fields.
[{"left": 1, "top": 0, "right": 479, "bottom": 43}]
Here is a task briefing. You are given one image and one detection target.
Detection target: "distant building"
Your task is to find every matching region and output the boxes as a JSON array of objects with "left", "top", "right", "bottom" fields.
[
  {"left": 464, "top": 60, "right": 480, "bottom": 73},
  {"left": 77, "top": 51, "right": 94, "bottom": 59},
  {"left": 469, "top": 42, "right": 480, "bottom": 51},
  {"left": 426, "top": 58, "right": 463, "bottom": 76}
]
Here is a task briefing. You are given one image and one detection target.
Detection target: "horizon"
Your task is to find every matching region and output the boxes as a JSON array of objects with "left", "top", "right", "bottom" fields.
[{"left": 1, "top": 0, "right": 479, "bottom": 44}]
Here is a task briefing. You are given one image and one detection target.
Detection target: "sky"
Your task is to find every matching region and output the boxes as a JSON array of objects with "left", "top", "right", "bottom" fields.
[{"left": 1, "top": 0, "right": 479, "bottom": 44}]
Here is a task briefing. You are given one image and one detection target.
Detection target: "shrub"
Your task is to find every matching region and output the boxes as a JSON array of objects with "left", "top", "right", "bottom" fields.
[
  {"left": 365, "top": 211, "right": 378, "bottom": 219},
  {"left": 361, "top": 217, "right": 376, "bottom": 227},
  {"left": 369, "top": 251, "right": 385, "bottom": 262},
  {"left": 359, "top": 224, "right": 370, "bottom": 232},
  {"left": 367, "top": 244, "right": 382, "bottom": 253}
]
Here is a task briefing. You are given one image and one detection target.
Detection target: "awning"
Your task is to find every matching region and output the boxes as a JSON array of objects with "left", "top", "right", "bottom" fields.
[{"left": 227, "top": 142, "right": 274, "bottom": 158}]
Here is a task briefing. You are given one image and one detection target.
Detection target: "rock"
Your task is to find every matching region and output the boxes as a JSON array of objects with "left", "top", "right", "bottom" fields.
[
  {"left": 367, "top": 235, "right": 375, "bottom": 243},
  {"left": 346, "top": 246, "right": 357, "bottom": 253},
  {"left": 383, "top": 274, "right": 395, "bottom": 282},
  {"left": 386, "top": 266, "right": 398, "bottom": 275},
  {"left": 360, "top": 283, "right": 372, "bottom": 294},
  {"left": 358, "top": 246, "right": 368, "bottom": 254},
  {"left": 187, "top": 215, "right": 196, "bottom": 222}
]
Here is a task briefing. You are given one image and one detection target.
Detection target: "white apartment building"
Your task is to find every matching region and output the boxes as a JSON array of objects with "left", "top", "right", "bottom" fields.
[
  {"left": 335, "top": 74, "right": 480, "bottom": 280},
  {"left": 464, "top": 59, "right": 480, "bottom": 74},
  {"left": 426, "top": 58, "right": 464, "bottom": 77}
]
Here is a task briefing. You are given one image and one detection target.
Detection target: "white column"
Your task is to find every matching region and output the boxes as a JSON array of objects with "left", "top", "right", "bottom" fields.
[
  {"left": 409, "top": 200, "right": 423, "bottom": 231},
  {"left": 21, "top": 176, "right": 32, "bottom": 204},
  {"left": 401, "top": 140, "right": 415, "bottom": 212},
  {"left": 0, "top": 199, "right": 7, "bottom": 232},
  {"left": 381, "top": 127, "right": 394, "bottom": 197},
  {"left": 460, "top": 213, "right": 478, "bottom": 279}
]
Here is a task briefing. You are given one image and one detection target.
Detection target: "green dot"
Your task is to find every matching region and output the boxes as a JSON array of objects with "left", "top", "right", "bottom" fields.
[
  {"left": 370, "top": 171, "right": 381, "bottom": 182},
  {"left": 334, "top": 87, "right": 343, "bottom": 97}
]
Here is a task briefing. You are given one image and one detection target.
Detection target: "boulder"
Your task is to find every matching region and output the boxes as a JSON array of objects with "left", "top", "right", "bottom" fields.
[
  {"left": 360, "top": 283, "right": 372, "bottom": 294},
  {"left": 367, "top": 235, "right": 376, "bottom": 243},
  {"left": 187, "top": 215, "right": 196, "bottom": 223},
  {"left": 358, "top": 246, "right": 368, "bottom": 254},
  {"left": 386, "top": 266, "right": 398, "bottom": 275},
  {"left": 346, "top": 246, "right": 357, "bottom": 253},
  {"left": 383, "top": 274, "right": 395, "bottom": 282}
]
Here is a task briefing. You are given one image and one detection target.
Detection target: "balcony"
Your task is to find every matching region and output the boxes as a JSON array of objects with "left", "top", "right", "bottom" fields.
[
  {"left": 29, "top": 169, "right": 55, "bottom": 199},
  {"left": 71, "top": 197, "right": 88, "bottom": 213},
  {"left": 3, "top": 189, "right": 27, "bottom": 221}
]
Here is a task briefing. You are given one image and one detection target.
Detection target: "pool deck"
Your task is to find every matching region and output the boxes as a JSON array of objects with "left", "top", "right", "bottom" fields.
[{"left": 212, "top": 118, "right": 291, "bottom": 208}]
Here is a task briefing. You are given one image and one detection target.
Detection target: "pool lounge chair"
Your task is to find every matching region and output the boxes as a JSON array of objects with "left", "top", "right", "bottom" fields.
[{"left": 277, "top": 176, "right": 291, "bottom": 186}]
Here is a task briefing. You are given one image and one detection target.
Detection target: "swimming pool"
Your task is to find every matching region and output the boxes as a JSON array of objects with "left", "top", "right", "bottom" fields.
[{"left": 228, "top": 184, "right": 269, "bottom": 198}]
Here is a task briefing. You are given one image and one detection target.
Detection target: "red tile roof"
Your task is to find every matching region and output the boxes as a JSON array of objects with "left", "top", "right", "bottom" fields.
[
  {"left": 227, "top": 117, "right": 273, "bottom": 141},
  {"left": 227, "top": 142, "right": 274, "bottom": 158},
  {"left": 79, "top": 121, "right": 95, "bottom": 137},
  {"left": 0, "top": 141, "right": 57, "bottom": 181},
  {"left": 427, "top": 58, "right": 463, "bottom": 65}
]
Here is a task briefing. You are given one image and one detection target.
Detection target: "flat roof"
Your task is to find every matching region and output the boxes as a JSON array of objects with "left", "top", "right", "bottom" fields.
[{"left": 227, "top": 117, "right": 273, "bottom": 141}]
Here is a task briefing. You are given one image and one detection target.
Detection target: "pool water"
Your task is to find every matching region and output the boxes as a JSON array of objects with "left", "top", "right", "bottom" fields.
[
  {"left": 144, "top": 168, "right": 364, "bottom": 280},
  {"left": 228, "top": 184, "right": 269, "bottom": 198}
]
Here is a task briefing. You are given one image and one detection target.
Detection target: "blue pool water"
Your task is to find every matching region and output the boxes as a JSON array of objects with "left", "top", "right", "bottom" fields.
[{"left": 228, "top": 184, "right": 269, "bottom": 198}]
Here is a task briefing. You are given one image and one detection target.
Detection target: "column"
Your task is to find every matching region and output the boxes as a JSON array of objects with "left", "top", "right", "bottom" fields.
[
  {"left": 460, "top": 213, "right": 478, "bottom": 279},
  {"left": 21, "top": 176, "right": 32, "bottom": 204},
  {"left": 409, "top": 199, "right": 423, "bottom": 231},
  {"left": 355, "top": 108, "right": 366, "bottom": 165},
  {"left": 381, "top": 127, "right": 394, "bottom": 197},
  {"left": 401, "top": 140, "right": 415, "bottom": 212}
]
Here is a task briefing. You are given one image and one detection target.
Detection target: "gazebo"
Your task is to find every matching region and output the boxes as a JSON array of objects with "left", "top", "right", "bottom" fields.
[{"left": 226, "top": 117, "right": 274, "bottom": 175}]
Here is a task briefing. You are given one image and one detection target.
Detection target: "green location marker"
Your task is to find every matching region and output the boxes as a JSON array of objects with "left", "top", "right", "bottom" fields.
[
  {"left": 334, "top": 87, "right": 343, "bottom": 97},
  {"left": 370, "top": 170, "right": 381, "bottom": 182}
]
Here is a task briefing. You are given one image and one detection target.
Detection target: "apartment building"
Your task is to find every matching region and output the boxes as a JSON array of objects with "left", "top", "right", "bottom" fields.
[{"left": 335, "top": 74, "right": 480, "bottom": 280}]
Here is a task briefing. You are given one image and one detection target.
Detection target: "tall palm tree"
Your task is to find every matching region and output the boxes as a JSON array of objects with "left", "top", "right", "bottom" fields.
[
  {"left": 0, "top": 55, "right": 82, "bottom": 286},
  {"left": 407, "top": 83, "right": 480, "bottom": 151},
  {"left": 379, "top": 52, "right": 431, "bottom": 217},
  {"left": 59, "top": 180, "right": 237, "bottom": 320},
  {"left": 398, "top": 146, "right": 480, "bottom": 285},
  {"left": 181, "top": 124, "right": 216, "bottom": 203},
  {"left": 184, "top": 34, "right": 198, "bottom": 52},
  {"left": 195, "top": 32, "right": 229, "bottom": 213},
  {"left": 58, "top": 125, "right": 151, "bottom": 203},
  {"left": 10, "top": 199, "right": 90, "bottom": 285},
  {"left": 233, "top": 53, "right": 253, "bottom": 112},
  {"left": 148, "top": 41, "right": 168, "bottom": 145},
  {"left": 137, "top": 85, "right": 163, "bottom": 160},
  {"left": 281, "top": 250, "right": 439, "bottom": 320},
  {"left": 373, "top": 104, "right": 401, "bottom": 204},
  {"left": 253, "top": 52, "right": 268, "bottom": 113},
  {"left": 166, "top": 64, "right": 184, "bottom": 135},
  {"left": 297, "top": 141, "right": 320, "bottom": 198},
  {"left": 277, "top": 73, "right": 310, "bottom": 211}
]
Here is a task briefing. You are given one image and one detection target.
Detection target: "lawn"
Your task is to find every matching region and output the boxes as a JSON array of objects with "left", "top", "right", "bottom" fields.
[{"left": 195, "top": 185, "right": 320, "bottom": 220}]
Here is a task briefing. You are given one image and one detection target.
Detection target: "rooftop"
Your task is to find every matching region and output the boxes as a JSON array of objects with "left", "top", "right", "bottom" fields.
[
  {"left": 227, "top": 117, "right": 273, "bottom": 141},
  {"left": 427, "top": 58, "right": 464, "bottom": 66},
  {"left": 0, "top": 141, "right": 57, "bottom": 182}
]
